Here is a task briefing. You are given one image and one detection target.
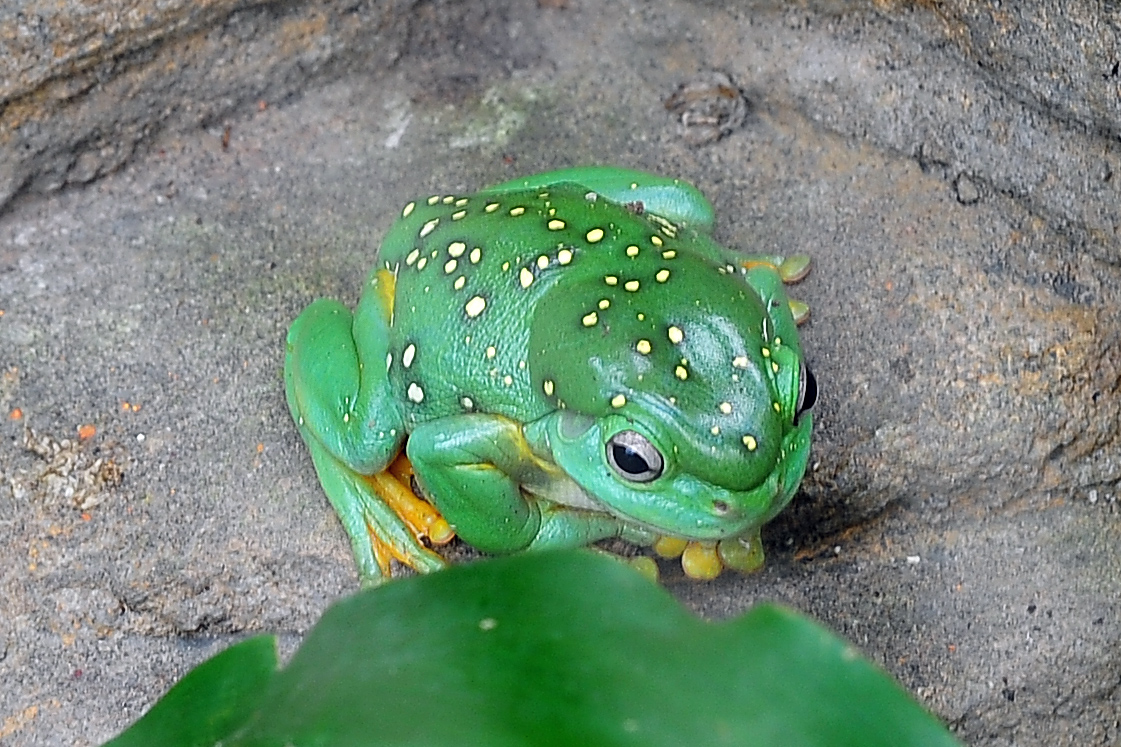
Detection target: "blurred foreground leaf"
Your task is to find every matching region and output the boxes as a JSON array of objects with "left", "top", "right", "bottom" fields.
[{"left": 106, "top": 550, "right": 960, "bottom": 746}]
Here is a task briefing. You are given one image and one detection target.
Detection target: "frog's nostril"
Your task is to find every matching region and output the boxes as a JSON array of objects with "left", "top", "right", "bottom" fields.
[{"left": 712, "top": 500, "right": 730, "bottom": 516}]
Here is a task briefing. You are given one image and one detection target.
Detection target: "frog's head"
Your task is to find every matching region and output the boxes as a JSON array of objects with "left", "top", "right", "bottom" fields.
[{"left": 528, "top": 253, "right": 815, "bottom": 541}]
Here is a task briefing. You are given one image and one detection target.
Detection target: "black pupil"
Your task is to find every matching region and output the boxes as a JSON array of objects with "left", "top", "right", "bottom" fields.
[{"left": 612, "top": 443, "right": 650, "bottom": 475}]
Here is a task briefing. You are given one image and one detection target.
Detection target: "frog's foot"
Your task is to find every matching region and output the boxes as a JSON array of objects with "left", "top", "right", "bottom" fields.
[
  {"left": 742, "top": 254, "right": 811, "bottom": 324},
  {"left": 653, "top": 531, "right": 766, "bottom": 580},
  {"left": 304, "top": 438, "right": 452, "bottom": 586}
]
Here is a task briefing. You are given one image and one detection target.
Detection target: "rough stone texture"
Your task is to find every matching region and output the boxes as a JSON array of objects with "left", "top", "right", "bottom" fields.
[{"left": 1, "top": 1, "right": 1119, "bottom": 745}]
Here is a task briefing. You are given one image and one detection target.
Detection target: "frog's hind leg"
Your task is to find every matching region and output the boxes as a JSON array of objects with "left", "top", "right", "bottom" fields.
[{"left": 285, "top": 269, "right": 451, "bottom": 585}]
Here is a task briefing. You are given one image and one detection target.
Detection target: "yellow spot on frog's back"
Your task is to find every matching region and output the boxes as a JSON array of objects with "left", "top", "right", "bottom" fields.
[
  {"left": 636, "top": 339, "right": 652, "bottom": 355},
  {"left": 733, "top": 355, "right": 749, "bottom": 368},
  {"left": 557, "top": 248, "right": 574, "bottom": 265},
  {"left": 427, "top": 195, "right": 440, "bottom": 205},
  {"left": 611, "top": 393, "right": 626, "bottom": 408},
  {"left": 407, "top": 382, "right": 425, "bottom": 402},
  {"left": 582, "top": 311, "right": 598, "bottom": 327},
  {"left": 485, "top": 202, "right": 500, "bottom": 213},
  {"left": 719, "top": 402, "right": 732, "bottom": 414},
  {"left": 651, "top": 235, "right": 663, "bottom": 247},
  {"left": 710, "top": 426, "right": 720, "bottom": 436},
  {"left": 662, "top": 249, "right": 676, "bottom": 259},
  {"left": 444, "top": 259, "right": 457, "bottom": 274},
  {"left": 510, "top": 206, "right": 526, "bottom": 217},
  {"left": 668, "top": 326, "right": 684, "bottom": 344},
  {"left": 486, "top": 346, "right": 496, "bottom": 359},
  {"left": 454, "top": 276, "right": 466, "bottom": 290},
  {"left": 675, "top": 365, "right": 688, "bottom": 380},
  {"left": 455, "top": 197, "right": 469, "bottom": 207},
  {"left": 442, "top": 195, "right": 455, "bottom": 204},
  {"left": 655, "top": 269, "right": 670, "bottom": 283},
  {"left": 773, "top": 402, "right": 782, "bottom": 412},
  {"left": 520, "top": 267, "right": 534, "bottom": 288},
  {"left": 416, "top": 256, "right": 428, "bottom": 270},
  {"left": 624, "top": 280, "right": 640, "bottom": 292},
  {"left": 543, "top": 379, "right": 555, "bottom": 396},
  {"left": 548, "top": 219, "right": 566, "bottom": 230},
  {"left": 742, "top": 435, "right": 758, "bottom": 451},
  {"left": 598, "top": 298, "right": 610, "bottom": 310},
  {"left": 586, "top": 228, "right": 605, "bottom": 243},
  {"left": 448, "top": 241, "right": 467, "bottom": 257},
  {"left": 537, "top": 255, "right": 549, "bottom": 270},
  {"left": 604, "top": 275, "right": 619, "bottom": 286},
  {"left": 419, "top": 218, "right": 439, "bottom": 238},
  {"left": 465, "top": 295, "right": 487, "bottom": 318},
  {"left": 470, "top": 247, "right": 482, "bottom": 263},
  {"left": 451, "top": 210, "right": 467, "bottom": 220},
  {"left": 406, "top": 248, "right": 420, "bottom": 266},
  {"left": 626, "top": 245, "right": 639, "bottom": 257},
  {"left": 402, "top": 201, "right": 416, "bottom": 218}
]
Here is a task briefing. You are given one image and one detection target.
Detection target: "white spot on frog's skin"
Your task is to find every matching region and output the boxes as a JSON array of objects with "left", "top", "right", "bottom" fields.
[
  {"left": 406, "top": 248, "right": 420, "bottom": 266},
  {"left": 655, "top": 269, "right": 670, "bottom": 283},
  {"left": 719, "top": 402, "right": 732, "bottom": 414},
  {"left": 461, "top": 396, "right": 475, "bottom": 410},
  {"left": 343, "top": 413, "right": 350, "bottom": 423},
  {"left": 761, "top": 348, "right": 771, "bottom": 358},
  {"left": 548, "top": 219, "right": 566, "bottom": 231},
  {"left": 536, "top": 255, "right": 549, "bottom": 270},
  {"left": 485, "top": 202, "right": 500, "bottom": 213},
  {"left": 626, "top": 245, "right": 640, "bottom": 257},
  {"left": 675, "top": 365, "right": 688, "bottom": 380},
  {"left": 445, "top": 259, "right": 457, "bottom": 274},
  {"left": 510, "top": 206, "right": 526, "bottom": 217},
  {"left": 520, "top": 267, "right": 534, "bottom": 288},
  {"left": 651, "top": 235, "right": 663, "bottom": 247},
  {"left": 586, "top": 228, "right": 605, "bottom": 243},
  {"left": 585, "top": 191, "right": 598, "bottom": 201},
  {"left": 543, "top": 379, "right": 555, "bottom": 396},
  {"left": 605, "top": 275, "right": 619, "bottom": 286},
  {"left": 451, "top": 210, "right": 467, "bottom": 221},
  {"left": 448, "top": 241, "right": 467, "bottom": 257},
  {"left": 636, "top": 339, "right": 652, "bottom": 355},
  {"left": 598, "top": 298, "right": 610, "bottom": 310},
  {"left": 486, "top": 346, "right": 496, "bottom": 359},
  {"left": 503, "top": 375, "right": 513, "bottom": 386},
  {"left": 668, "top": 326, "right": 684, "bottom": 344},
  {"left": 773, "top": 402, "right": 782, "bottom": 412},
  {"left": 470, "top": 247, "right": 482, "bottom": 263},
  {"left": 611, "top": 393, "right": 626, "bottom": 408},
  {"left": 558, "top": 248, "right": 574, "bottom": 265},
  {"left": 772, "top": 361, "right": 780, "bottom": 374},
  {"left": 427, "top": 195, "right": 440, "bottom": 206},
  {"left": 455, "top": 197, "right": 469, "bottom": 207},
  {"left": 662, "top": 250, "right": 676, "bottom": 259},
  {"left": 407, "top": 383, "right": 425, "bottom": 403},
  {"left": 624, "top": 280, "right": 640, "bottom": 292},
  {"left": 402, "top": 344, "right": 416, "bottom": 368},
  {"left": 454, "top": 276, "right": 466, "bottom": 290},
  {"left": 442, "top": 196, "right": 455, "bottom": 204},
  {"left": 774, "top": 337, "right": 783, "bottom": 347},
  {"left": 742, "top": 435, "right": 758, "bottom": 451},
  {"left": 637, "top": 313, "right": 645, "bottom": 321},
  {"left": 582, "top": 311, "right": 598, "bottom": 327},
  {"left": 419, "top": 218, "right": 439, "bottom": 238},
  {"left": 465, "top": 295, "right": 487, "bottom": 318},
  {"left": 734, "top": 355, "right": 750, "bottom": 367},
  {"left": 386, "top": 352, "right": 393, "bottom": 370},
  {"left": 416, "top": 256, "right": 428, "bottom": 271},
  {"left": 502, "top": 261, "right": 510, "bottom": 272},
  {"left": 710, "top": 426, "right": 720, "bottom": 436},
  {"left": 402, "top": 202, "right": 416, "bottom": 218}
]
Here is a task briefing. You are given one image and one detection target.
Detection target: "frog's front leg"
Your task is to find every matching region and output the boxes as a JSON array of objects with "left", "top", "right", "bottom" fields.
[
  {"left": 407, "top": 414, "right": 629, "bottom": 555},
  {"left": 284, "top": 271, "right": 450, "bottom": 585}
]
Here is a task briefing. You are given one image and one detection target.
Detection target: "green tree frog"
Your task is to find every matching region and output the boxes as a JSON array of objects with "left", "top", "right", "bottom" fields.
[{"left": 285, "top": 167, "right": 815, "bottom": 586}]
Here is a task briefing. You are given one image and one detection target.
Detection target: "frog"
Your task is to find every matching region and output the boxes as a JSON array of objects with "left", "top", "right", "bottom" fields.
[{"left": 284, "top": 166, "right": 815, "bottom": 586}]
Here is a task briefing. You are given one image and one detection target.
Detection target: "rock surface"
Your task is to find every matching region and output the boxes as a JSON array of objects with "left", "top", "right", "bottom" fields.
[{"left": 0, "top": 1, "right": 1118, "bottom": 745}]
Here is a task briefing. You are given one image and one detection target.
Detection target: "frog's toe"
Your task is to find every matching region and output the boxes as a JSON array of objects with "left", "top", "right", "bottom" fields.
[
  {"left": 777, "top": 254, "right": 811, "bottom": 283},
  {"left": 681, "top": 541, "right": 723, "bottom": 580},
  {"left": 375, "top": 453, "right": 456, "bottom": 547},
  {"left": 653, "top": 535, "right": 689, "bottom": 559},
  {"left": 717, "top": 534, "right": 765, "bottom": 574},
  {"left": 789, "top": 298, "right": 810, "bottom": 325}
]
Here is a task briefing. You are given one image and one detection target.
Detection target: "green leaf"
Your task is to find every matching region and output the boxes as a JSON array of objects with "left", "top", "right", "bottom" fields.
[
  {"left": 105, "top": 551, "right": 960, "bottom": 747},
  {"left": 104, "top": 634, "right": 277, "bottom": 747}
]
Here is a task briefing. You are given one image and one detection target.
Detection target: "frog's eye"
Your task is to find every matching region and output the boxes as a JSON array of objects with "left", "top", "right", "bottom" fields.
[
  {"left": 606, "top": 430, "right": 664, "bottom": 483},
  {"left": 796, "top": 362, "right": 818, "bottom": 422}
]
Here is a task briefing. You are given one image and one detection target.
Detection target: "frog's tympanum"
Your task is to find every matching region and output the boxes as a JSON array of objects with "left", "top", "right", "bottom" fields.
[{"left": 285, "top": 167, "right": 815, "bottom": 585}]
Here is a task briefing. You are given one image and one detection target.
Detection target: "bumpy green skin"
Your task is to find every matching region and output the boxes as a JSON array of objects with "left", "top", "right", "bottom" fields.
[{"left": 285, "top": 166, "right": 813, "bottom": 584}]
